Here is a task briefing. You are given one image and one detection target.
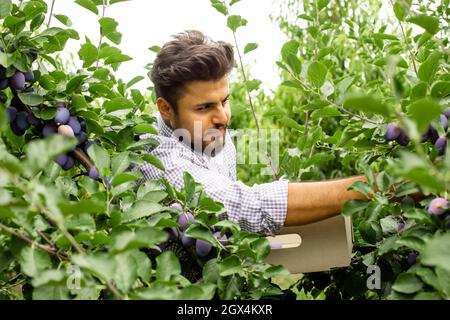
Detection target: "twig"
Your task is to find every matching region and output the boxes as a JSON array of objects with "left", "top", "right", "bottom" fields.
[
  {"left": 47, "top": 0, "right": 56, "bottom": 28},
  {"left": 231, "top": 31, "right": 279, "bottom": 179},
  {"left": 0, "top": 222, "right": 69, "bottom": 260},
  {"left": 95, "top": 2, "right": 107, "bottom": 69}
]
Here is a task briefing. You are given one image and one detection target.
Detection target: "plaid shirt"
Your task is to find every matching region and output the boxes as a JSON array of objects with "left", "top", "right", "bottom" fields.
[{"left": 135, "top": 114, "right": 289, "bottom": 235}]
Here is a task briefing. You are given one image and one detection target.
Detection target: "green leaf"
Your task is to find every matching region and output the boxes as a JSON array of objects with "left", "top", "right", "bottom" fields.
[
  {"left": 18, "top": 93, "right": 43, "bottom": 106},
  {"left": 87, "top": 144, "right": 110, "bottom": 174},
  {"left": 407, "top": 14, "right": 439, "bottom": 35},
  {"left": 54, "top": 14, "right": 72, "bottom": 26},
  {"left": 244, "top": 79, "right": 261, "bottom": 92},
  {"left": 103, "top": 97, "right": 134, "bottom": 113},
  {"left": 244, "top": 43, "right": 258, "bottom": 54},
  {"left": 307, "top": 61, "right": 328, "bottom": 88},
  {"left": 126, "top": 76, "right": 144, "bottom": 88},
  {"left": 111, "top": 151, "right": 130, "bottom": 176},
  {"left": 219, "top": 255, "right": 243, "bottom": 277},
  {"left": 31, "top": 270, "right": 65, "bottom": 287},
  {"left": 141, "top": 153, "right": 165, "bottom": 171},
  {"left": 0, "top": 0, "right": 12, "bottom": 18},
  {"left": 19, "top": 247, "right": 51, "bottom": 277},
  {"left": 408, "top": 98, "right": 443, "bottom": 133},
  {"left": 418, "top": 51, "right": 442, "bottom": 83},
  {"left": 396, "top": 151, "right": 446, "bottom": 193},
  {"left": 114, "top": 252, "right": 138, "bottom": 293},
  {"left": 393, "top": 2, "right": 408, "bottom": 21},
  {"left": 210, "top": 0, "right": 228, "bottom": 15},
  {"left": 99, "top": 17, "right": 122, "bottom": 45},
  {"left": 227, "top": 15, "right": 247, "bottom": 32},
  {"left": 111, "top": 172, "right": 142, "bottom": 187},
  {"left": 156, "top": 251, "right": 181, "bottom": 281},
  {"left": 343, "top": 93, "right": 391, "bottom": 117},
  {"left": 421, "top": 233, "right": 450, "bottom": 273},
  {"left": 431, "top": 81, "right": 450, "bottom": 99},
  {"left": 111, "top": 227, "right": 168, "bottom": 253},
  {"left": 281, "top": 40, "right": 299, "bottom": 62},
  {"left": 133, "top": 123, "right": 158, "bottom": 135},
  {"left": 78, "top": 43, "right": 98, "bottom": 68},
  {"left": 184, "top": 224, "right": 218, "bottom": 246},
  {"left": 121, "top": 201, "right": 164, "bottom": 222},
  {"left": 74, "top": 0, "right": 98, "bottom": 15},
  {"left": 392, "top": 273, "right": 423, "bottom": 294},
  {"left": 317, "top": 0, "right": 330, "bottom": 10},
  {"left": 73, "top": 253, "right": 115, "bottom": 281},
  {"left": 25, "top": 135, "right": 77, "bottom": 176},
  {"left": 342, "top": 199, "right": 369, "bottom": 216},
  {"left": 279, "top": 116, "right": 303, "bottom": 132}
]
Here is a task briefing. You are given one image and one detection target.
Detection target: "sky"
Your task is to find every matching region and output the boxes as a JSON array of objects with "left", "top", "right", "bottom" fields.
[{"left": 44, "top": 0, "right": 288, "bottom": 93}]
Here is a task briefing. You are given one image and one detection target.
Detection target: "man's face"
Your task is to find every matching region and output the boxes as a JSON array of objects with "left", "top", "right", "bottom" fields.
[{"left": 158, "top": 76, "right": 231, "bottom": 154}]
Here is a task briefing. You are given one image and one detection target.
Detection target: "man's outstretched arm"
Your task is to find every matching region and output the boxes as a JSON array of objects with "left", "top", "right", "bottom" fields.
[{"left": 285, "top": 176, "right": 368, "bottom": 226}]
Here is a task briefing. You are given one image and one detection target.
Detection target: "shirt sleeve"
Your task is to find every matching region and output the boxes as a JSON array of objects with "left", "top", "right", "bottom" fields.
[{"left": 137, "top": 151, "right": 289, "bottom": 236}]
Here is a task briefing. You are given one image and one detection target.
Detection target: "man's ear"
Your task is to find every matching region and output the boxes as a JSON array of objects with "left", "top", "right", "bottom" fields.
[{"left": 156, "top": 97, "right": 173, "bottom": 122}]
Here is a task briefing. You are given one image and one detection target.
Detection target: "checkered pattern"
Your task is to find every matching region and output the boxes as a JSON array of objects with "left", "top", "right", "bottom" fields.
[{"left": 134, "top": 114, "right": 289, "bottom": 235}]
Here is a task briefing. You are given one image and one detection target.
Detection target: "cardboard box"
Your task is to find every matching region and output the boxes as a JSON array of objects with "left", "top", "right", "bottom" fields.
[{"left": 265, "top": 215, "right": 353, "bottom": 273}]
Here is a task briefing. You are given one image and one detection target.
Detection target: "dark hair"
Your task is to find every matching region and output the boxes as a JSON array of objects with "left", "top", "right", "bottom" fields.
[{"left": 151, "top": 30, "right": 234, "bottom": 111}]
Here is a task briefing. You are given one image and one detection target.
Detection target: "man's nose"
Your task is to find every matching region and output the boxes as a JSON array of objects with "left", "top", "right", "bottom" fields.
[{"left": 212, "top": 104, "right": 228, "bottom": 127}]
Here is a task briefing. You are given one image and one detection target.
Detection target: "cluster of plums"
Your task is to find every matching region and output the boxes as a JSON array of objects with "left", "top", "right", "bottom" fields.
[
  {"left": 384, "top": 108, "right": 449, "bottom": 155},
  {"left": 164, "top": 203, "right": 228, "bottom": 258},
  {"left": 2, "top": 60, "right": 98, "bottom": 180}
]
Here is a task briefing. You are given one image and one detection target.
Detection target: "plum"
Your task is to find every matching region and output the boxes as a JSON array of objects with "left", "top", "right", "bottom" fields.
[
  {"left": 214, "top": 231, "right": 228, "bottom": 245},
  {"left": 181, "top": 234, "right": 195, "bottom": 247},
  {"left": 428, "top": 197, "right": 449, "bottom": 215},
  {"left": 440, "top": 114, "right": 448, "bottom": 131},
  {"left": 76, "top": 131, "right": 87, "bottom": 145},
  {"left": 6, "top": 106, "right": 17, "bottom": 123},
  {"left": 88, "top": 166, "right": 99, "bottom": 180},
  {"left": 195, "top": 239, "right": 212, "bottom": 257},
  {"left": 23, "top": 70, "right": 34, "bottom": 82},
  {"left": 444, "top": 107, "right": 450, "bottom": 118},
  {"left": 178, "top": 212, "right": 195, "bottom": 231},
  {"left": 55, "top": 154, "right": 68, "bottom": 167},
  {"left": 170, "top": 202, "right": 183, "bottom": 212},
  {"left": 434, "top": 136, "right": 447, "bottom": 156},
  {"left": 54, "top": 107, "right": 70, "bottom": 124},
  {"left": 15, "top": 111, "right": 30, "bottom": 131},
  {"left": 397, "top": 221, "right": 405, "bottom": 232},
  {"left": 10, "top": 72, "right": 25, "bottom": 90},
  {"left": 395, "top": 130, "right": 409, "bottom": 146},
  {"left": 168, "top": 227, "right": 179, "bottom": 241},
  {"left": 0, "top": 79, "right": 8, "bottom": 90},
  {"left": 407, "top": 252, "right": 417, "bottom": 265},
  {"left": 55, "top": 101, "right": 66, "bottom": 109},
  {"left": 10, "top": 122, "right": 25, "bottom": 136},
  {"left": 58, "top": 124, "right": 75, "bottom": 137},
  {"left": 384, "top": 123, "right": 401, "bottom": 141},
  {"left": 26, "top": 113, "right": 40, "bottom": 126},
  {"left": 42, "top": 122, "right": 57, "bottom": 137},
  {"left": 68, "top": 116, "right": 81, "bottom": 134},
  {"left": 62, "top": 156, "right": 75, "bottom": 170}
]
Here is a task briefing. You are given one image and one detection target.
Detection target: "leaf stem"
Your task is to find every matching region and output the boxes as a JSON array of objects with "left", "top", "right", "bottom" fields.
[{"left": 47, "top": 0, "right": 56, "bottom": 28}]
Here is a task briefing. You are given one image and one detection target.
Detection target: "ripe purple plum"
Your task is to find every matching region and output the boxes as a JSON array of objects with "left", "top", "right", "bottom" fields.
[
  {"left": 26, "top": 113, "right": 40, "bottom": 126},
  {"left": 170, "top": 202, "right": 183, "bottom": 212},
  {"left": 444, "top": 108, "right": 450, "bottom": 118},
  {"left": 178, "top": 212, "right": 195, "bottom": 231},
  {"left": 397, "top": 221, "right": 405, "bottom": 232},
  {"left": 440, "top": 114, "right": 448, "bottom": 131},
  {"left": 395, "top": 131, "right": 409, "bottom": 146},
  {"left": 62, "top": 156, "right": 75, "bottom": 170},
  {"left": 68, "top": 116, "right": 81, "bottom": 134},
  {"left": 384, "top": 123, "right": 401, "bottom": 141},
  {"left": 55, "top": 154, "right": 68, "bottom": 167},
  {"left": 214, "top": 231, "right": 228, "bottom": 245},
  {"left": 428, "top": 197, "right": 449, "bottom": 215},
  {"left": 10, "top": 72, "right": 25, "bottom": 90},
  {"left": 88, "top": 166, "right": 99, "bottom": 180},
  {"left": 434, "top": 136, "right": 447, "bottom": 156},
  {"left": 76, "top": 131, "right": 87, "bottom": 145},
  {"left": 23, "top": 70, "right": 34, "bottom": 82},
  {"left": 6, "top": 106, "right": 17, "bottom": 123},
  {"left": 195, "top": 239, "right": 212, "bottom": 257},
  {"left": 58, "top": 125, "right": 75, "bottom": 137},
  {"left": 54, "top": 107, "right": 70, "bottom": 124},
  {"left": 10, "top": 122, "right": 25, "bottom": 136},
  {"left": 42, "top": 122, "right": 57, "bottom": 137},
  {"left": 0, "top": 79, "right": 8, "bottom": 90},
  {"left": 15, "top": 111, "right": 30, "bottom": 131},
  {"left": 407, "top": 252, "right": 417, "bottom": 265},
  {"left": 181, "top": 234, "right": 195, "bottom": 247}
]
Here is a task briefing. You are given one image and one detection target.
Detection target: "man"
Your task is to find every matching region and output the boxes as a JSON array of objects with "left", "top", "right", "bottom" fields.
[{"left": 136, "top": 30, "right": 369, "bottom": 236}]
